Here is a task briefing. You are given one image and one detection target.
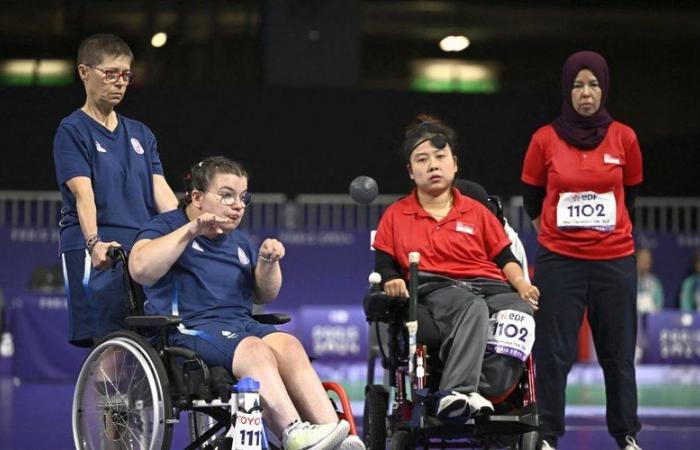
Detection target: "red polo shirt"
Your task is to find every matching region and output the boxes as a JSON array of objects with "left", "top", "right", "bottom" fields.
[
  {"left": 521, "top": 121, "right": 643, "bottom": 260},
  {"left": 373, "top": 188, "right": 512, "bottom": 281}
]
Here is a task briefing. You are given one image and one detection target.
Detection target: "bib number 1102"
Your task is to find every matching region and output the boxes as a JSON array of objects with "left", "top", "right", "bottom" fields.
[{"left": 566, "top": 203, "right": 605, "bottom": 218}]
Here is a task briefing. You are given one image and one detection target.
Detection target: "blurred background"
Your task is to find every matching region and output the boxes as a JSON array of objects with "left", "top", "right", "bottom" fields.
[{"left": 0, "top": 1, "right": 699, "bottom": 449}]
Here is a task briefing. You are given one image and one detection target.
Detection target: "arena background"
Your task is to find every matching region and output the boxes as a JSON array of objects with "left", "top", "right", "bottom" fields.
[{"left": 0, "top": 1, "right": 699, "bottom": 449}]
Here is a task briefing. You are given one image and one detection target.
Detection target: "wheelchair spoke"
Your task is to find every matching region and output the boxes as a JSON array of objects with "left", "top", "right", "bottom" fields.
[{"left": 123, "top": 419, "right": 147, "bottom": 450}]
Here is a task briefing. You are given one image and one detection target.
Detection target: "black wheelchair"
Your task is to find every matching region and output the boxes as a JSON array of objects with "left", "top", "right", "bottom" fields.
[
  {"left": 72, "top": 248, "right": 356, "bottom": 450},
  {"left": 361, "top": 182, "right": 539, "bottom": 450}
]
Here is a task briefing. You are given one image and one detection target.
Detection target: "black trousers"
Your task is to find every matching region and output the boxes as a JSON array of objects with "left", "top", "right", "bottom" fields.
[{"left": 533, "top": 248, "right": 641, "bottom": 448}]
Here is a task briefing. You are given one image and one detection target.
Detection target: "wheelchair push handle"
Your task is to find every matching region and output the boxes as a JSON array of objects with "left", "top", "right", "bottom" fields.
[{"left": 107, "top": 246, "right": 128, "bottom": 269}]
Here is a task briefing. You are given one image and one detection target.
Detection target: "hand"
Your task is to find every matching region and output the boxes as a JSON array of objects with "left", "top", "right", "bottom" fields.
[
  {"left": 91, "top": 241, "right": 121, "bottom": 270},
  {"left": 258, "top": 238, "right": 285, "bottom": 264},
  {"left": 384, "top": 278, "right": 409, "bottom": 298},
  {"left": 188, "top": 213, "right": 234, "bottom": 238},
  {"left": 514, "top": 278, "right": 540, "bottom": 311}
]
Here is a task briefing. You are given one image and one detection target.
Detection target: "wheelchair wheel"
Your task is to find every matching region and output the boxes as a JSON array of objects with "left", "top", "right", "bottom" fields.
[
  {"left": 390, "top": 430, "right": 411, "bottom": 450},
  {"left": 515, "top": 431, "right": 538, "bottom": 450},
  {"left": 363, "top": 385, "right": 389, "bottom": 450},
  {"left": 73, "top": 331, "right": 174, "bottom": 450}
]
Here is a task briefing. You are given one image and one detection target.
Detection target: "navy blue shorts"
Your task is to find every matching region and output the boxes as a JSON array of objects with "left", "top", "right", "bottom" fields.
[
  {"left": 170, "top": 319, "right": 279, "bottom": 369},
  {"left": 61, "top": 250, "right": 129, "bottom": 347}
]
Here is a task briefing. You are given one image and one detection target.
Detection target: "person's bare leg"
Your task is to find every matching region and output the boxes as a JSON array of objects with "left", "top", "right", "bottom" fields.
[
  {"left": 232, "top": 336, "right": 299, "bottom": 436},
  {"left": 263, "top": 333, "right": 338, "bottom": 424}
]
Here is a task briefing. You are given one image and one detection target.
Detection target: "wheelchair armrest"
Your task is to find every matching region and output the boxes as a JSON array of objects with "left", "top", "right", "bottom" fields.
[
  {"left": 253, "top": 313, "right": 291, "bottom": 325},
  {"left": 363, "top": 291, "right": 407, "bottom": 322},
  {"left": 124, "top": 315, "right": 182, "bottom": 328},
  {"left": 164, "top": 345, "right": 198, "bottom": 360}
]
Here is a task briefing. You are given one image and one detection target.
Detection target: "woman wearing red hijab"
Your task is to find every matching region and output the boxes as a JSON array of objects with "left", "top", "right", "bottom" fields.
[{"left": 521, "top": 51, "right": 643, "bottom": 450}]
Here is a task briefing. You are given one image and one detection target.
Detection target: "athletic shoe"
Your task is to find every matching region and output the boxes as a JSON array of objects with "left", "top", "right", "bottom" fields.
[
  {"left": 283, "top": 419, "right": 350, "bottom": 450},
  {"left": 621, "top": 436, "right": 642, "bottom": 450},
  {"left": 336, "top": 434, "right": 366, "bottom": 450},
  {"left": 466, "top": 392, "right": 494, "bottom": 415},
  {"left": 435, "top": 391, "right": 470, "bottom": 418},
  {"left": 541, "top": 440, "right": 557, "bottom": 450}
]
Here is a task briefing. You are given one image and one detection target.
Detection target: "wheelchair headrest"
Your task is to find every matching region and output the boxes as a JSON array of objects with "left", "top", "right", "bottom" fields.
[{"left": 453, "top": 179, "right": 505, "bottom": 225}]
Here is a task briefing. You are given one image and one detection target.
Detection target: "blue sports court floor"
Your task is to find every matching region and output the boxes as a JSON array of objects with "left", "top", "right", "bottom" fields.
[{"left": 1, "top": 364, "right": 698, "bottom": 449}]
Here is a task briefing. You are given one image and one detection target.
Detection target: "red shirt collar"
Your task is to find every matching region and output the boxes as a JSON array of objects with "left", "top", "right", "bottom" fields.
[{"left": 401, "top": 187, "right": 474, "bottom": 220}]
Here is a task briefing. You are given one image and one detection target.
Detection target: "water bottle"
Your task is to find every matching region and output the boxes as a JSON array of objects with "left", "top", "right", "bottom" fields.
[
  {"left": 228, "top": 377, "right": 266, "bottom": 450},
  {"left": 235, "top": 377, "right": 261, "bottom": 415}
]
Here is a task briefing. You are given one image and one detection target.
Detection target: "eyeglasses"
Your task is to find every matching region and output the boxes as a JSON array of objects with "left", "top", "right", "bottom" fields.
[
  {"left": 87, "top": 65, "right": 135, "bottom": 83},
  {"left": 211, "top": 190, "right": 252, "bottom": 207}
]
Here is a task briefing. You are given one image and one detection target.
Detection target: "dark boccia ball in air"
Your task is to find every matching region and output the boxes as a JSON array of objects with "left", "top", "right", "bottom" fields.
[{"left": 349, "top": 176, "right": 379, "bottom": 204}]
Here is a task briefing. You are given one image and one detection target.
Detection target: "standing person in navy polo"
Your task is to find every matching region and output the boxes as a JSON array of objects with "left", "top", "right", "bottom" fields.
[
  {"left": 53, "top": 34, "right": 178, "bottom": 347},
  {"left": 521, "top": 51, "right": 644, "bottom": 450},
  {"left": 372, "top": 114, "right": 539, "bottom": 420}
]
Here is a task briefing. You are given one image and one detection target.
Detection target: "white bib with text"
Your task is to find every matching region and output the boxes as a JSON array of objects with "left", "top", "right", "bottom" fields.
[
  {"left": 486, "top": 309, "right": 535, "bottom": 361},
  {"left": 556, "top": 191, "right": 616, "bottom": 232}
]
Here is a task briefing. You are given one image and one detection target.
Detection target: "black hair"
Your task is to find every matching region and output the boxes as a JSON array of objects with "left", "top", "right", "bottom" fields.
[
  {"left": 400, "top": 114, "right": 459, "bottom": 162},
  {"left": 182, "top": 156, "right": 248, "bottom": 206},
  {"left": 77, "top": 33, "right": 134, "bottom": 66}
]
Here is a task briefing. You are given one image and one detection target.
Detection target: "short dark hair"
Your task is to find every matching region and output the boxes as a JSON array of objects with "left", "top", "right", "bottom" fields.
[
  {"left": 183, "top": 156, "right": 248, "bottom": 205},
  {"left": 77, "top": 34, "right": 134, "bottom": 66},
  {"left": 400, "top": 114, "right": 459, "bottom": 162}
]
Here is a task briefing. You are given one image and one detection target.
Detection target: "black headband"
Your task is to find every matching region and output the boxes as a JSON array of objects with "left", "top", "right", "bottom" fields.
[{"left": 407, "top": 133, "right": 448, "bottom": 156}]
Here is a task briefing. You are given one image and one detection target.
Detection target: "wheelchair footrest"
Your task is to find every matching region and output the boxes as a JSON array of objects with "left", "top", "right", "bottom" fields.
[{"left": 420, "top": 402, "right": 538, "bottom": 436}]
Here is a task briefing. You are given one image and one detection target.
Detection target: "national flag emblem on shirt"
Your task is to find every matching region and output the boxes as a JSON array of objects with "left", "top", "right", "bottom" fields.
[
  {"left": 456, "top": 221, "right": 475, "bottom": 235},
  {"left": 130, "top": 138, "right": 145, "bottom": 155},
  {"left": 95, "top": 140, "right": 107, "bottom": 153},
  {"left": 191, "top": 241, "right": 204, "bottom": 252},
  {"left": 238, "top": 246, "right": 250, "bottom": 265},
  {"left": 603, "top": 153, "right": 621, "bottom": 165}
]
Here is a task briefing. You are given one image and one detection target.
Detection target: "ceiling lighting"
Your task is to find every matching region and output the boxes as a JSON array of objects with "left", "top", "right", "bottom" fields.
[
  {"left": 439, "top": 35, "right": 470, "bottom": 52},
  {"left": 151, "top": 32, "right": 168, "bottom": 48}
]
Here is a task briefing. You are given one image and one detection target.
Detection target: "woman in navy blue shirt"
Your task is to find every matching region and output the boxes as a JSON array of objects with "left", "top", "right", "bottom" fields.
[
  {"left": 53, "top": 34, "right": 177, "bottom": 347},
  {"left": 129, "top": 156, "right": 355, "bottom": 450}
]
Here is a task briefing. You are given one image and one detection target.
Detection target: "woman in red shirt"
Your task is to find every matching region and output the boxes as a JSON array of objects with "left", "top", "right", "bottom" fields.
[
  {"left": 521, "top": 51, "right": 643, "bottom": 450},
  {"left": 374, "top": 114, "right": 539, "bottom": 420}
]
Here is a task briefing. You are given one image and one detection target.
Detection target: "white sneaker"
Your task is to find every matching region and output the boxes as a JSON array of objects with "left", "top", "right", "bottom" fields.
[
  {"left": 283, "top": 420, "right": 350, "bottom": 450},
  {"left": 541, "top": 440, "right": 557, "bottom": 450},
  {"left": 622, "top": 436, "right": 642, "bottom": 450},
  {"left": 466, "top": 392, "right": 494, "bottom": 415},
  {"left": 336, "top": 434, "right": 365, "bottom": 450},
  {"left": 436, "top": 391, "right": 470, "bottom": 418}
]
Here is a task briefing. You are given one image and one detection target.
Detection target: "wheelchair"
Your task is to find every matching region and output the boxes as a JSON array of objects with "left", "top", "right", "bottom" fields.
[
  {"left": 361, "top": 181, "right": 539, "bottom": 450},
  {"left": 72, "top": 247, "right": 357, "bottom": 450}
]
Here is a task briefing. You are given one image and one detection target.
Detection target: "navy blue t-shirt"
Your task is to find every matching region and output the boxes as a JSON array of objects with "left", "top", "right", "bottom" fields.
[
  {"left": 53, "top": 109, "right": 164, "bottom": 252},
  {"left": 135, "top": 209, "right": 260, "bottom": 327}
]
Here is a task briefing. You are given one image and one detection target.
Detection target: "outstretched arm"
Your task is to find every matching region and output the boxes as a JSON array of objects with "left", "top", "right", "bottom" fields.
[{"left": 129, "top": 213, "right": 233, "bottom": 286}]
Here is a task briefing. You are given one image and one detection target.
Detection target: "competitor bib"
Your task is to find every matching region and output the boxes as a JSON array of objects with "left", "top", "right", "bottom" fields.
[
  {"left": 486, "top": 309, "right": 535, "bottom": 361},
  {"left": 556, "top": 191, "right": 616, "bottom": 232}
]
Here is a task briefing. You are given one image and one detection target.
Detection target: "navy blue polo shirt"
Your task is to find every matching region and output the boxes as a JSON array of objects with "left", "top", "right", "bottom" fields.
[
  {"left": 53, "top": 109, "right": 164, "bottom": 252},
  {"left": 135, "top": 209, "right": 259, "bottom": 327}
]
